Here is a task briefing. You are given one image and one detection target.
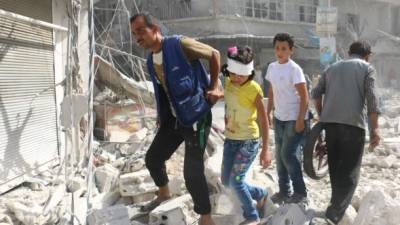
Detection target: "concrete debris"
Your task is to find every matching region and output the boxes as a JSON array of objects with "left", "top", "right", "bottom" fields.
[
  {"left": 126, "top": 158, "right": 145, "bottom": 173},
  {"left": 91, "top": 191, "right": 121, "bottom": 209},
  {"left": 67, "top": 176, "right": 85, "bottom": 193},
  {"left": 119, "top": 170, "right": 158, "bottom": 197},
  {"left": 269, "top": 204, "right": 312, "bottom": 225},
  {"left": 148, "top": 194, "right": 193, "bottom": 225},
  {"left": 6, "top": 202, "right": 48, "bottom": 225},
  {"left": 211, "top": 192, "right": 243, "bottom": 216},
  {"left": 0, "top": 214, "right": 13, "bottom": 225},
  {"left": 353, "top": 190, "right": 400, "bottom": 225},
  {"left": 132, "top": 192, "right": 156, "bottom": 204},
  {"left": 378, "top": 155, "right": 397, "bottom": 168},
  {"left": 128, "top": 127, "right": 149, "bottom": 142},
  {"left": 43, "top": 184, "right": 66, "bottom": 215},
  {"left": 94, "top": 56, "right": 155, "bottom": 107},
  {"left": 211, "top": 214, "right": 240, "bottom": 225},
  {"left": 0, "top": 85, "right": 399, "bottom": 225},
  {"left": 87, "top": 205, "right": 131, "bottom": 225},
  {"left": 97, "top": 150, "right": 117, "bottom": 165},
  {"left": 95, "top": 164, "right": 120, "bottom": 193}
]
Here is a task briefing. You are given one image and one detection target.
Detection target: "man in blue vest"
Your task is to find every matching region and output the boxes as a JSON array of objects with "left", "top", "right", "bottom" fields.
[{"left": 130, "top": 12, "right": 220, "bottom": 225}]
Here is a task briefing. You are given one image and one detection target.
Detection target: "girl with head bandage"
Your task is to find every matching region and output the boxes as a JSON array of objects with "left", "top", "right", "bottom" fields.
[{"left": 219, "top": 46, "right": 272, "bottom": 225}]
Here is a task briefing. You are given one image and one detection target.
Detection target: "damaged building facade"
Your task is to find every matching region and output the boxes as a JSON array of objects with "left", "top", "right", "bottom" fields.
[
  {"left": 331, "top": 0, "right": 400, "bottom": 88},
  {"left": 0, "top": 0, "right": 400, "bottom": 225},
  {"left": 95, "top": 0, "right": 321, "bottom": 76},
  {"left": 0, "top": 0, "right": 90, "bottom": 193}
]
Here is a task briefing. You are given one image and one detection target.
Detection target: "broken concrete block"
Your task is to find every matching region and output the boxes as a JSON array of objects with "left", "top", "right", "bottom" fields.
[
  {"left": 6, "top": 202, "right": 48, "bottom": 225},
  {"left": 130, "top": 221, "right": 146, "bottom": 225},
  {"left": 149, "top": 194, "right": 193, "bottom": 225},
  {"left": 95, "top": 164, "right": 120, "bottom": 193},
  {"left": 67, "top": 176, "right": 85, "bottom": 192},
  {"left": 127, "top": 205, "right": 148, "bottom": 221},
  {"left": 92, "top": 191, "right": 121, "bottom": 209},
  {"left": 353, "top": 190, "right": 400, "bottom": 225},
  {"left": 115, "top": 196, "right": 134, "bottom": 205},
  {"left": 378, "top": 155, "right": 397, "bottom": 168},
  {"left": 119, "top": 170, "right": 157, "bottom": 197},
  {"left": 127, "top": 158, "right": 145, "bottom": 172},
  {"left": 211, "top": 193, "right": 242, "bottom": 216},
  {"left": 87, "top": 205, "right": 130, "bottom": 225},
  {"left": 211, "top": 214, "right": 241, "bottom": 225},
  {"left": 0, "top": 214, "right": 13, "bottom": 225},
  {"left": 270, "top": 204, "right": 311, "bottom": 225},
  {"left": 111, "top": 158, "right": 126, "bottom": 170},
  {"left": 132, "top": 192, "right": 156, "bottom": 203},
  {"left": 128, "top": 127, "right": 148, "bottom": 142},
  {"left": 338, "top": 205, "right": 357, "bottom": 225},
  {"left": 43, "top": 184, "right": 66, "bottom": 215},
  {"left": 119, "top": 144, "right": 136, "bottom": 155},
  {"left": 98, "top": 151, "right": 117, "bottom": 164}
]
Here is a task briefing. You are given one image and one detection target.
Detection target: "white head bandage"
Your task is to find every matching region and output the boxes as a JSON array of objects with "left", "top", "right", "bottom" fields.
[{"left": 227, "top": 58, "right": 254, "bottom": 76}]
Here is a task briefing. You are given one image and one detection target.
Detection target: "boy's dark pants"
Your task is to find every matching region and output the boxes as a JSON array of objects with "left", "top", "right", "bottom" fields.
[
  {"left": 145, "top": 112, "right": 212, "bottom": 215},
  {"left": 324, "top": 123, "right": 365, "bottom": 224}
]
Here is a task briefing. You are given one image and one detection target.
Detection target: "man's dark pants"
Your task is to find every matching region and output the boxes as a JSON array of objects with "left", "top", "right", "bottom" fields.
[
  {"left": 145, "top": 109, "right": 212, "bottom": 215},
  {"left": 324, "top": 123, "right": 365, "bottom": 224}
]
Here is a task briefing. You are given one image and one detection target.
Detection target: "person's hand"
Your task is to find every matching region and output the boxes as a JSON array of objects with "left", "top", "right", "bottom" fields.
[
  {"left": 295, "top": 119, "right": 305, "bottom": 133},
  {"left": 206, "top": 88, "right": 221, "bottom": 105},
  {"left": 260, "top": 147, "right": 272, "bottom": 169},
  {"left": 369, "top": 129, "right": 381, "bottom": 151}
]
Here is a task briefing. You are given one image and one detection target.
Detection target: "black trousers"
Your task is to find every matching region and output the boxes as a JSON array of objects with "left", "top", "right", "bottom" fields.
[
  {"left": 145, "top": 111, "right": 212, "bottom": 215},
  {"left": 323, "top": 123, "right": 365, "bottom": 224}
]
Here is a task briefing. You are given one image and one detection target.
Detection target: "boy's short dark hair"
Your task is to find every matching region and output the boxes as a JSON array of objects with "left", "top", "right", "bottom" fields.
[
  {"left": 273, "top": 33, "right": 294, "bottom": 49},
  {"left": 130, "top": 12, "right": 157, "bottom": 27},
  {"left": 349, "top": 40, "right": 372, "bottom": 57}
]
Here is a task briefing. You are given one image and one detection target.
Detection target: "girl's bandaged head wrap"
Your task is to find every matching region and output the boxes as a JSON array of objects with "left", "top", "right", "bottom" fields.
[{"left": 226, "top": 46, "right": 254, "bottom": 76}]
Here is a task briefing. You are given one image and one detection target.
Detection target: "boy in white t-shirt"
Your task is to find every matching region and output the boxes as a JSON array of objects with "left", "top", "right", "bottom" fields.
[{"left": 265, "top": 33, "right": 309, "bottom": 205}]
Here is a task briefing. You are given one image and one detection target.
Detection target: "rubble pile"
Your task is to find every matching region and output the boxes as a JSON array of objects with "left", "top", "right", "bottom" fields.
[{"left": 0, "top": 88, "right": 399, "bottom": 225}]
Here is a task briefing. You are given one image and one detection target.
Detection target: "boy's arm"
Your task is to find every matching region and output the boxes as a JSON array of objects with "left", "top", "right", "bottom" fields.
[
  {"left": 267, "top": 84, "right": 274, "bottom": 126},
  {"left": 295, "top": 83, "right": 309, "bottom": 133},
  {"left": 255, "top": 94, "right": 271, "bottom": 168}
]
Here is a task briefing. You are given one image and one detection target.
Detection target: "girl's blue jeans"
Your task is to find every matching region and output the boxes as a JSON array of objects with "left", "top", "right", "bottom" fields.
[{"left": 221, "top": 138, "right": 266, "bottom": 221}]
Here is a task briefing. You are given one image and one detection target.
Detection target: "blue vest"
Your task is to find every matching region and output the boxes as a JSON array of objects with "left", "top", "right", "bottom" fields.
[{"left": 147, "top": 35, "right": 211, "bottom": 127}]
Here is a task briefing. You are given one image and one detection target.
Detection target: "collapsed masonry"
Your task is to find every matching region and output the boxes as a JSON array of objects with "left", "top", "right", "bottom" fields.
[{"left": 0, "top": 57, "right": 400, "bottom": 225}]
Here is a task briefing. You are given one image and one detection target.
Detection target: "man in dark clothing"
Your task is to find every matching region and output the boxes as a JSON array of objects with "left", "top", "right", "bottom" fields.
[
  {"left": 130, "top": 12, "right": 220, "bottom": 225},
  {"left": 312, "top": 41, "right": 381, "bottom": 224}
]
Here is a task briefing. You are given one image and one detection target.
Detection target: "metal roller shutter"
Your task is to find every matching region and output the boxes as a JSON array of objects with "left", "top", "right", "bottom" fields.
[{"left": 0, "top": 0, "right": 59, "bottom": 193}]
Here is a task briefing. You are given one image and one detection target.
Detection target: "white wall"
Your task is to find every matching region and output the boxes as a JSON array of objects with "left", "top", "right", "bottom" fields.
[
  {"left": 52, "top": 0, "right": 91, "bottom": 159},
  {"left": 52, "top": 0, "right": 69, "bottom": 158}
]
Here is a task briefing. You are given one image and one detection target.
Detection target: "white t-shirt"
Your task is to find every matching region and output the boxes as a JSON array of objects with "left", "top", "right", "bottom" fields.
[{"left": 265, "top": 59, "right": 308, "bottom": 121}]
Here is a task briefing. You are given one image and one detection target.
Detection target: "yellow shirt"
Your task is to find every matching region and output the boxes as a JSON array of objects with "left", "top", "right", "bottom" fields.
[{"left": 224, "top": 78, "right": 263, "bottom": 140}]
